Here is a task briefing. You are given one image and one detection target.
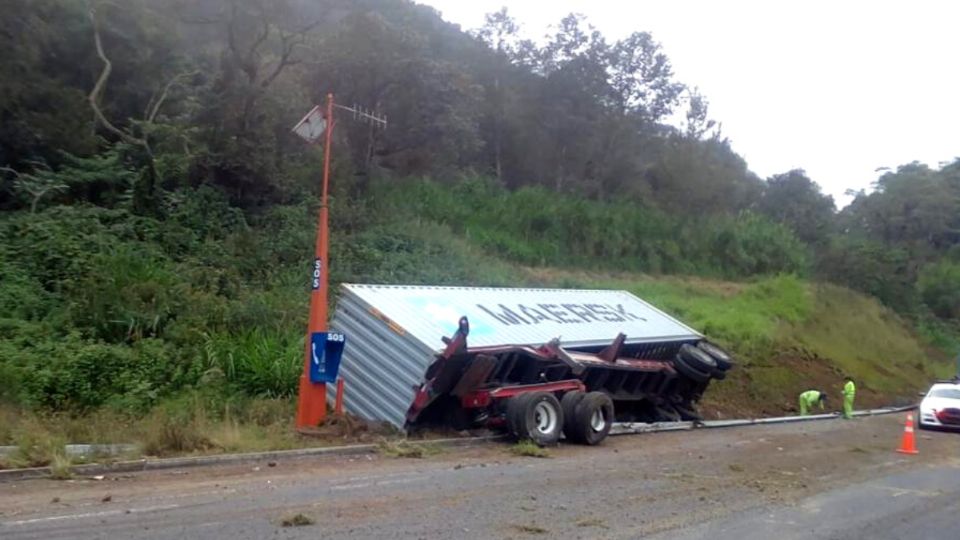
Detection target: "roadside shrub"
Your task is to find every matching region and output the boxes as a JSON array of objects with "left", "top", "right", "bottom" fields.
[
  {"left": 706, "top": 212, "right": 809, "bottom": 277},
  {"left": 68, "top": 244, "right": 184, "bottom": 342},
  {"left": 10, "top": 420, "right": 67, "bottom": 468},
  {"left": 918, "top": 260, "right": 960, "bottom": 320},
  {"left": 10, "top": 334, "right": 187, "bottom": 413},
  {"left": 0, "top": 258, "right": 52, "bottom": 320},
  {"left": 201, "top": 329, "right": 302, "bottom": 398},
  {"left": 141, "top": 405, "right": 216, "bottom": 456}
]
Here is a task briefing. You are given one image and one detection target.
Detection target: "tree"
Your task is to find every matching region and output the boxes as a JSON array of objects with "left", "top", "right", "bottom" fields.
[
  {"left": 682, "top": 87, "right": 718, "bottom": 140},
  {"left": 918, "top": 260, "right": 960, "bottom": 320},
  {"left": 757, "top": 170, "right": 836, "bottom": 245},
  {"left": 842, "top": 162, "right": 958, "bottom": 262},
  {"left": 1, "top": 162, "right": 67, "bottom": 213},
  {"left": 315, "top": 10, "right": 483, "bottom": 180},
  {"left": 817, "top": 238, "right": 917, "bottom": 312},
  {"left": 0, "top": 0, "right": 98, "bottom": 173},
  {"left": 475, "top": 8, "right": 521, "bottom": 181},
  {"left": 643, "top": 135, "right": 762, "bottom": 214},
  {"left": 607, "top": 31, "right": 685, "bottom": 122}
]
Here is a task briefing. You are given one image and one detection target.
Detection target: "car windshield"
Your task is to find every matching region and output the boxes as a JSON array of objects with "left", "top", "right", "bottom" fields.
[{"left": 928, "top": 388, "right": 960, "bottom": 399}]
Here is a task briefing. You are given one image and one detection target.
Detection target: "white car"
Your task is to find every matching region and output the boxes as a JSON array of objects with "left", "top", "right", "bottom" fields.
[{"left": 918, "top": 382, "right": 960, "bottom": 431}]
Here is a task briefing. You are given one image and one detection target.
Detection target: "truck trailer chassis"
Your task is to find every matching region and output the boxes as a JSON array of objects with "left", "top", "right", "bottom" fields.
[{"left": 405, "top": 316, "right": 733, "bottom": 446}]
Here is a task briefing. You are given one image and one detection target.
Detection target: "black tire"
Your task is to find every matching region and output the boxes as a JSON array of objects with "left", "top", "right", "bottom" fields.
[
  {"left": 673, "top": 354, "right": 711, "bottom": 383},
  {"left": 570, "top": 392, "right": 614, "bottom": 445},
  {"left": 506, "top": 393, "right": 535, "bottom": 437},
  {"left": 508, "top": 392, "right": 563, "bottom": 446},
  {"left": 678, "top": 344, "right": 718, "bottom": 373},
  {"left": 711, "top": 368, "right": 727, "bottom": 381},
  {"left": 561, "top": 391, "right": 587, "bottom": 443},
  {"left": 697, "top": 341, "right": 735, "bottom": 371}
]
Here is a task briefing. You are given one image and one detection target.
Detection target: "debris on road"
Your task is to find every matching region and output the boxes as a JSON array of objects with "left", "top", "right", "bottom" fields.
[
  {"left": 509, "top": 440, "right": 550, "bottom": 458},
  {"left": 280, "top": 513, "right": 315, "bottom": 527}
]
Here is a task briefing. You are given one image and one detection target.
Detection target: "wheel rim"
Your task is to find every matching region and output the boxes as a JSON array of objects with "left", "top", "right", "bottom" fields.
[
  {"left": 534, "top": 401, "right": 558, "bottom": 435},
  {"left": 590, "top": 408, "right": 607, "bottom": 432}
]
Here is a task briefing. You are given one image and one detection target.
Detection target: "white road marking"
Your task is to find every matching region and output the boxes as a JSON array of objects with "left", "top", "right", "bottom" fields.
[
  {"left": 877, "top": 486, "right": 942, "bottom": 498},
  {"left": 330, "top": 477, "right": 420, "bottom": 491},
  {"left": 3, "top": 504, "right": 180, "bottom": 527}
]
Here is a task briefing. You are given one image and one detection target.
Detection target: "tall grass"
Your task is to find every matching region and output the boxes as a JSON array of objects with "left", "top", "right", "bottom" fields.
[
  {"left": 369, "top": 176, "right": 809, "bottom": 278},
  {"left": 201, "top": 329, "right": 302, "bottom": 399},
  {"left": 591, "top": 274, "right": 812, "bottom": 353}
]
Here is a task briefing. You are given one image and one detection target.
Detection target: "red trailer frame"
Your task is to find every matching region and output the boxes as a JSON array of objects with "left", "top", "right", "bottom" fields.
[{"left": 405, "top": 317, "right": 732, "bottom": 446}]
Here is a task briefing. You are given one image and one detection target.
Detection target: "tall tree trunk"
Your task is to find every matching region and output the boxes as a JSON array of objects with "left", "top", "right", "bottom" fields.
[{"left": 493, "top": 75, "right": 503, "bottom": 182}]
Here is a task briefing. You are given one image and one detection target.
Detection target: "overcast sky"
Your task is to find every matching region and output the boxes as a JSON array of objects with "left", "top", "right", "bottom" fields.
[{"left": 417, "top": 0, "right": 960, "bottom": 206}]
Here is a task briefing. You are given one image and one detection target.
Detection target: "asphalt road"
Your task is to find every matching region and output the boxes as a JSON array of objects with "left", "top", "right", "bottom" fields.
[
  {"left": 652, "top": 464, "right": 960, "bottom": 540},
  {"left": 1, "top": 414, "right": 958, "bottom": 539}
]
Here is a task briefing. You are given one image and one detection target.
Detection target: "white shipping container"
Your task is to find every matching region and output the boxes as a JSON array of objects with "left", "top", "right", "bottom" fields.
[{"left": 330, "top": 284, "right": 701, "bottom": 428}]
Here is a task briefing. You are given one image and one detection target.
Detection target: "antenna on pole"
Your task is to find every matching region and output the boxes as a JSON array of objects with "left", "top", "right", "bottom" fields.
[{"left": 333, "top": 103, "right": 388, "bottom": 130}]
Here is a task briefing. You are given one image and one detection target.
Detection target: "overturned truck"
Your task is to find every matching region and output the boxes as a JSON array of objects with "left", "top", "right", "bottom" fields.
[{"left": 331, "top": 285, "right": 732, "bottom": 446}]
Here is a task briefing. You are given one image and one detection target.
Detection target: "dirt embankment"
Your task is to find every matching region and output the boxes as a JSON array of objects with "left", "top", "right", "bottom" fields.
[{"left": 701, "top": 347, "right": 895, "bottom": 420}]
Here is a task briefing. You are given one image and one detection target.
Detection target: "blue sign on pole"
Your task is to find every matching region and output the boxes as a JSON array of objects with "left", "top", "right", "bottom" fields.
[{"left": 309, "top": 331, "right": 346, "bottom": 383}]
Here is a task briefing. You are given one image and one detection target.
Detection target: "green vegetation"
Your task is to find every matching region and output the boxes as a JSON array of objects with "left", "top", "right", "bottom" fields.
[
  {"left": 0, "top": 0, "right": 957, "bottom": 457},
  {"left": 509, "top": 440, "right": 551, "bottom": 458},
  {"left": 595, "top": 274, "right": 812, "bottom": 353},
  {"left": 373, "top": 178, "right": 807, "bottom": 277}
]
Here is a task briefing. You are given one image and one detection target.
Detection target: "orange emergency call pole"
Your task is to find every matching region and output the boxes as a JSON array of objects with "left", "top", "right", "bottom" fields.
[{"left": 292, "top": 94, "right": 386, "bottom": 429}]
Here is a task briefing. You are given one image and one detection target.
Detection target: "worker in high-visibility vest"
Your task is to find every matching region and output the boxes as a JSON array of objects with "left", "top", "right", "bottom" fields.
[
  {"left": 798, "top": 390, "right": 827, "bottom": 416},
  {"left": 842, "top": 376, "right": 856, "bottom": 419}
]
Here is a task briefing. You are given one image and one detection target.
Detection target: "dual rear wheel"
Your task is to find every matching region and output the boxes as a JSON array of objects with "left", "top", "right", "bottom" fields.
[{"left": 507, "top": 391, "right": 613, "bottom": 446}]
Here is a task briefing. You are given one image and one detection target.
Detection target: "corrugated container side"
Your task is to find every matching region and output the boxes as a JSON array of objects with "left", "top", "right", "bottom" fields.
[{"left": 329, "top": 290, "right": 436, "bottom": 428}]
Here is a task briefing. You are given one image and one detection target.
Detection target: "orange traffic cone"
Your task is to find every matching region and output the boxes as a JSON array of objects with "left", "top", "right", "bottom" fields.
[{"left": 895, "top": 413, "right": 919, "bottom": 455}]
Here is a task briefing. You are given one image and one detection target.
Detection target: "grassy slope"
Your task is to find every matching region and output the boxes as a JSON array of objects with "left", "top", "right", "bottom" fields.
[
  {"left": 1, "top": 230, "right": 953, "bottom": 462},
  {"left": 523, "top": 269, "right": 953, "bottom": 418}
]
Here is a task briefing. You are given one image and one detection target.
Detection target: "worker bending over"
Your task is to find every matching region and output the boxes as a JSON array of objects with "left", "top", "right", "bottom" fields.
[{"left": 798, "top": 390, "right": 827, "bottom": 416}]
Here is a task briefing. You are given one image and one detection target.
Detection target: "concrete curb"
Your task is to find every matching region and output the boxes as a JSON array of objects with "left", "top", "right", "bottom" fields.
[
  {"left": 1, "top": 406, "right": 914, "bottom": 482},
  {"left": 0, "top": 444, "right": 137, "bottom": 459},
  {"left": 0, "top": 434, "right": 507, "bottom": 483}
]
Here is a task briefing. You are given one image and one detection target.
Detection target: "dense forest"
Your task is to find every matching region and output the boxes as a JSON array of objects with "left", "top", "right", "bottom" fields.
[{"left": 1, "top": 0, "right": 958, "bottom": 428}]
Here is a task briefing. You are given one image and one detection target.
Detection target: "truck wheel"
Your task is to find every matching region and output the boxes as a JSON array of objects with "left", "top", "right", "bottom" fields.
[
  {"left": 506, "top": 393, "right": 535, "bottom": 437},
  {"left": 571, "top": 392, "right": 614, "bottom": 445},
  {"left": 697, "top": 341, "right": 734, "bottom": 371},
  {"left": 508, "top": 392, "right": 563, "bottom": 446},
  {"left": 678, "top": 344, "right": 718, "bottom": 373},
  {"left": 561, "top": 391, "right": 586, "bottom": 443},
  {"left": 672, "top": 354, "right": 710, "bottom": 383}
]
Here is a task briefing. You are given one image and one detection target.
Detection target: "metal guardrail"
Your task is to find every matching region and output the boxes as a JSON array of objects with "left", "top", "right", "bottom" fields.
[{"left": 610, "top": 405, "right": 916, "bottom": 436}]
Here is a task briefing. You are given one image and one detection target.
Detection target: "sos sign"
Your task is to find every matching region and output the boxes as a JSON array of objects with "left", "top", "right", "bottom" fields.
[{"left": 312, "top": 258, "right": 322, "bottom": 290}]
